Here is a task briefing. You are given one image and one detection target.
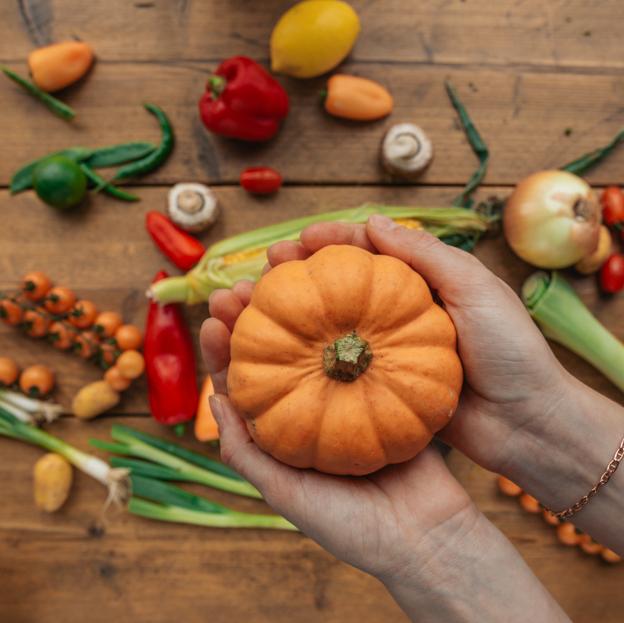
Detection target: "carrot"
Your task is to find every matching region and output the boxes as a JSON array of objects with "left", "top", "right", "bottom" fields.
[
  {"left": 518, "top": 493, "right": 541, "bottom": 514},
  {"left": 194, "top": 376, "right": 219, "bottom": 442},
  {"left": 28, "top": 41, "right": 94, "bottom": 93},
  {"left": 324, "top": 75, "right": 393, "bottom": 121},
  {"left": 497, "top": 475, "right": 522, "bottom": 497}
]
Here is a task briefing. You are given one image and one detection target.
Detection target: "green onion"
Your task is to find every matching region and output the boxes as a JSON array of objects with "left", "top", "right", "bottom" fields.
[
  {"left": 128, "top": 475, "right": 297, "bottom": 531},
  {"left": 561, "top": 128, "right": 624, "bottom": 176},
  {"left": 0, "top": 408, "right": 130, "bottom": 504},
  {"left": 2, "top": 67, "right": 76, "bottom": 120},
  {"left": 522, "top": 271, "right": 624, "bottom": 391},
  {"left": 445, "top": 81, "right": 489, "bottom": 209},
  {"left": 89, "top": 424, "right": 260, "bottom": 499},
  {"left": 0, "top": 389, "right": 64, "bottom": 424},
  {"left": 84, "top": 142, "right": 157, "bottom": 169},
  {"left": 110, "top": 456, "right": 210, "bottom": 482},
  {"left": 150, "top": 203, "right": 495, "bottom": 305}
]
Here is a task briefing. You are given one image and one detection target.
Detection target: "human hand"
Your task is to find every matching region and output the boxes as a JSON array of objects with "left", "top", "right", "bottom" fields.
[{"left": 200, "top": 233, "right": 479, "bottom": 582}]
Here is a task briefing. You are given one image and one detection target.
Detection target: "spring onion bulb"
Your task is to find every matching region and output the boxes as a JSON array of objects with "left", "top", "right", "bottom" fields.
[
  {"left": 522, "top": 271, "right": 624, "bottom": 391},
  {"left": 0, "top": 408, "right": 130, "bottom": 505},
  {"left": 0, "top": 389, "right": 64, "bottom": 424}
]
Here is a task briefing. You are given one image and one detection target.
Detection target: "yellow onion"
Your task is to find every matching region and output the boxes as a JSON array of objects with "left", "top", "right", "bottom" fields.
[
  {"left": 575, "top": 225, "right": 612, "bottom": 274},
  {"left": 503, "top": 170, "right": 601, "bottom": 268}
]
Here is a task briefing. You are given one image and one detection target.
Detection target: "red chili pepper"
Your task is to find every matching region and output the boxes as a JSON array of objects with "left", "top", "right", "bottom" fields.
[
  {"left": 144, "top": 271, "right": 199, "bottom": 426},
  {"left": 198, "top": 56, "right": 289, "bottom": 142},
  {"left": 146, "top": 211, "right": 205, "bottom": 271},
  {"left": 240, "top": 166, "right": 283, "bottom": 195}
]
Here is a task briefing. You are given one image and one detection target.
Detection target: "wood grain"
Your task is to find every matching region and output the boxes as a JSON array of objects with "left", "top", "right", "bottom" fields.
[
  {"left": 1, "top": 186, "right": 622, "bottom": 410},
  {"left": 1, "top": 62, "right": 623, "bottom": 187},
  {"left": 1, "top": 0, "right": 623, "bottom": 69}
]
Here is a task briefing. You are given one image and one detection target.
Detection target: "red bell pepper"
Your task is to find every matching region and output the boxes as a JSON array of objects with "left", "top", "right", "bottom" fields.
[
  {"left": 146, "top": 211, "right": 205, "bottom": 271},
  {"left": 198, "top": 56, "right": 289, "bottom": 142},
  {"left": 144, "top": 271, "right": 199, "bottom": 426},
  {"left": 240, "top": 166, "right": 283, "bottom": 195}
]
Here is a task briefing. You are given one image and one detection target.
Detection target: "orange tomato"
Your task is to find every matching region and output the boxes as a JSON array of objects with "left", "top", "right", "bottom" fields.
[
  {"left": 45, "top": 286, "right": 76, "bottom": 314},
  {"left": 48, "top": 321, "right": 76, "bottom": 350},
  {"left": 556, "top": 523, "right": 581, "bottom": 547},
  {"left": 23, "top": 309, "right": 50, "bottom": 338},
  {"left": 93, "top": 311, "right": 123, "bottom": 337},
  {"left": 74, "top": 331, "right": 99, "bottom": 359},
  {"left": 497, "top": 475, "right": 522, "bottom": 497},
  {"left": 69, "top": 300, "right": 98, "bottom": 329},
  {"left": 519, "top": 493, "right": 541, "bottom": 514},
  {"left": 21, "top": 271, "right": 52, "bottom": 301},
  {"left": 0, "top": 357, "right": 19, "bottom": 386},
  {"left": 0, "top": 299, "right": 23, "bottom": 325},
  {"left": 104, "top": 366, "right": 131, "bottom": 391},
  {"left": 99, "top": 342, "right": 119, "bottom": 368},
  {"left": 116, "top": 350, "right": 145, "bottom": 380},
  {"left": 114, "top": 324, "right": 143, "bottom": 350},
  {"left": 19, "top": 364, "right": 55, "bottom": 397}
]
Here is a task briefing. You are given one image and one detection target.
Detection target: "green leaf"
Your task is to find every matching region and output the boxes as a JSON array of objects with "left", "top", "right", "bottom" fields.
[{"left": 561, "top": 128, "right": 624, "bottom": 176}]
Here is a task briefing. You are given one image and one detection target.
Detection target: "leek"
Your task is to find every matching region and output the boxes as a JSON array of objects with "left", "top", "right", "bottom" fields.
[
  {"left": 522, "top": 271, "right": 624, "bottom": 392},
  {"left": 127, "top": 474, "right": 296, "bottom": 531},
  {"left": 0, "top": 408, "right": 130, "bottom": 504},
  {"left": 90, "top": 424, "right": 261, "bottom": 499},
  {"left": 150, "top": 203, "right": 495, "bottom": 304}
]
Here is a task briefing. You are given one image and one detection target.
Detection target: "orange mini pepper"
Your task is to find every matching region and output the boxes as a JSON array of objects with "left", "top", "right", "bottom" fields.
[
  {"left": 194, "top": 375, "right": 219, "bottom": 442},
  {"left": 28, "top": 41, "right": 94, "bottom": 92},
  {"left": 324, "top": 74, "right": 393, "bottom": 121}
]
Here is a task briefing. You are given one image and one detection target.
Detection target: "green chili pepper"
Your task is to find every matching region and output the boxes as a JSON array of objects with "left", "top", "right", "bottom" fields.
[
  {"left": 10, "top": 147, "right": 94, "bottom": 194},
  {"left": 80, "top": 164, "right": 140, "bottom": 202},
  {"left": 112, "top": 104, "right": 174, "bottom": 181},
  {"left": 561, "top": 128, "right": 624, "bottom": 176},
  {"left": 2, "top": 67, "right": 76, "bottom": 121},
  {"left": 85, "top": 141, "right": 157, "bottom": 169},
  {"left": 445, "top": 81, "right": 489, "bottom": 209}
]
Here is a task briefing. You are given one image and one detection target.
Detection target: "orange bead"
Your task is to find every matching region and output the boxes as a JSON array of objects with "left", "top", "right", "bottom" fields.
[
  {"left": 557, "top": 523, "right": 581, "bottom": 547},
  {"left": 497, "top": 475, "right": 522, "bottom": 497},
  {"left": 601, "top": 548, "right": 622, "bottom": 564},
  {"left": 578, "top": 534, "right": 603, "bottom": 556},
  {"left": 542, "top": 509, "right": 561, "bottom": 526},
  {"left": 519, "top": 493, "right": 541, "bottom": 514}
]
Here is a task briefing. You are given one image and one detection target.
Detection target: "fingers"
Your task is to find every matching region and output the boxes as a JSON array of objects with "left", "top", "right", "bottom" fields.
[
  {"left": 200, "top": 317, "right": 231, "bottom": 374},
  {"left": 232, "top": 280, "right": 254, "bottom": 306},
  {"left": 209, "top": 394, "right": 301, "bottom": 500},
  {"left": 267, "top": 240, "right": 312, "bottom": 267},
  {"left": 208, "top": 289, "right": 245, "bottom": 332},
  {"left": 366, "top": 215, "right": 490, "bottom": 296},
  {"left": 300, "top": 222, "right": 376, "bottom": 253}
]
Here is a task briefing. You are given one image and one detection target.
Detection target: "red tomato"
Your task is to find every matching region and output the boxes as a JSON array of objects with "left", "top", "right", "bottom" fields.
[
  {"left": 600, "top": 254, "right": 624, "bottom": 294},
  {"left": 600, "top": 187, "right": 624, "bottom": 226},
  {"left": 240, "top": 166, "right": 282, "bottom": 195}
]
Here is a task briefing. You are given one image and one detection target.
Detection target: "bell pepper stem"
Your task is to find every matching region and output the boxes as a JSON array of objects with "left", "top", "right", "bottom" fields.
[{"left": 208, "top": 76, "right": 227, "bottom": 98}]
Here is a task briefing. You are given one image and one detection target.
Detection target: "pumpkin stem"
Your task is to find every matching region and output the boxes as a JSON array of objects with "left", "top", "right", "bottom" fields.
[{"left": 323, "top": 331, "right": 372, "bottom": 382}]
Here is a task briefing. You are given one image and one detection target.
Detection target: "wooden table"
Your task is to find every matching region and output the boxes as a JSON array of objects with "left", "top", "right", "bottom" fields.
[{"left": 1, "top": 2, "right": 623, "bottom": 621}]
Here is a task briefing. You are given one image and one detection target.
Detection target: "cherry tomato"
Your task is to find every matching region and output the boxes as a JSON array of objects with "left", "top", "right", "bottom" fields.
[
  {"left": 116, "top": 350, "right": 145, "bottom": 379},
  {"left": 114, "top": 324, "right": 143, "bottom": 350},
  {"left": 557, "top": 522, "right": 581, "bottom": 546},
  {"left": 99, "top": 342, "right": 120, "bottom": 368},
  {"left": 497, "top": 475, "right": 522, "bottom": 497},
  {"left": 45, "top": 286, "right": 76, "bottom": 314},
  {"left": 19, "top": 364, "right": 55, "bottom": 397},
  {"left": 0, "top": 357, "right": 19, "bottom": 386},
  {"left": 104, "top": 366, "right": 131, "bottom": 391},
  {"left": 93, "top": 311, "right": 123, "bottom": 337},
  {"left": 69, "top": 300, "right": 98, "bottom": 329},
  {"left": 21, "top": 271, "right": 52, "bottom": 302},
  {"left": 599, "top": 254, "right": 624, "bottom": 294},
  {"left": 601, "top": 186, "right": 624, "bottom": 226},
  {"left": 48, "top": 321, "right": 77, "bottom": 350},
  {"left": 23, "top": 309, "right": 50, "bottom": 338},
  {"left": 519, "top": 493, "right": 541, "bottom": 514},
  {"left": 74, "top": 331, "right": 99, "bottom": 359},
  {"left": 240, "top": 166, "right": 283, "bottom": 195},
  {"left": 0, "top": 299, "right": 23, "bottom": 325}
]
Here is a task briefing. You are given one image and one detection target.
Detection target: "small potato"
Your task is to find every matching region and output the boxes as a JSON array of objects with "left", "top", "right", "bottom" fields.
[
  {"left": 72, "top": 380, "right": 120, "bottom": 419},
  {"left": 33, "top": 453, "right": 73, "bottom": 512}
]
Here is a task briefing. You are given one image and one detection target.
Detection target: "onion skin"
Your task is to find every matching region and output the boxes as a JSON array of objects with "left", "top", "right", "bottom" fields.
[
  {"left": 575, "top": 225, "right": 612, "bottom": 274},
  {"left": 503, "top": 170, "right": 601, "bottom": 268}
]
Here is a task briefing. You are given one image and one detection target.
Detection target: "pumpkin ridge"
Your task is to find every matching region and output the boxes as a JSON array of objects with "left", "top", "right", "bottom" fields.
[{"left": 378, "top": 373, "right": 433, "bottom": 435}]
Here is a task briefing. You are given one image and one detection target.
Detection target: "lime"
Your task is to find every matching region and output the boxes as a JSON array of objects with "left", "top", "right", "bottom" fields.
[{"left": 33, "top": 155, "right": 87, "bottom": 210}]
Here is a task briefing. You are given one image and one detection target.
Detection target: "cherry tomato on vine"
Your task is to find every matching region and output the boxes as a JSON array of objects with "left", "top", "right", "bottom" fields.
[
  {"left": 600, "top": 186, "right": 624, "bottom": 226},
  {"left": 599, "top": 254, "right": 624, "bottom": 294}
]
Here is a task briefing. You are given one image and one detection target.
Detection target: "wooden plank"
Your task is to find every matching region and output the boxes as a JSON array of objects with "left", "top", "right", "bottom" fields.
[
  {"left": 1, "top": 63, "right": 623, "bottom": 187},
  {"left": 1, "top": 186, "right": 622, "bottom": 411},
  {"left": 1, "top": 0, "right": 623, "bottom": 69},
  {"left": 1, "top": 416, "right": 623, "bottom": 622}
]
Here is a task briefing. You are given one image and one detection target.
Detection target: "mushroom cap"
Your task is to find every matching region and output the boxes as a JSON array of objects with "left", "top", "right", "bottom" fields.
[
  {"left": 381, "top": 123, "right": 433, "bottom": 179},
  {"left": 167, "top": 183, "right": 219, "bottom": 233}
]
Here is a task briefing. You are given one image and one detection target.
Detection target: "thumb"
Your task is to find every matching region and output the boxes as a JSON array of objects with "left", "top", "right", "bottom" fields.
[{"left": 366, "top": 214, "right": 489, "bottom": 298}]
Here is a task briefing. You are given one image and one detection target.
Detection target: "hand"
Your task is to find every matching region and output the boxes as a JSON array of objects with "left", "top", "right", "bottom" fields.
[{"left": 200, "top": 229, "right": 479, "bottom": 582}]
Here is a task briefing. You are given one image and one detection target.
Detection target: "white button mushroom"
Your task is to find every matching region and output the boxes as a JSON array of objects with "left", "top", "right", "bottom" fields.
[
  {"left": 381, "top": 123, "right": 433, "bottom": 179},
  {"left": 167, "top": 183, "right": 219, "bottom": 233}
]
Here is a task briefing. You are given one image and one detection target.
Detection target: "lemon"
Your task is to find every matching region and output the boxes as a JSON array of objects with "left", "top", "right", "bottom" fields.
[{"left": 270, "top": 1, "right": 360, "bottom": 79}]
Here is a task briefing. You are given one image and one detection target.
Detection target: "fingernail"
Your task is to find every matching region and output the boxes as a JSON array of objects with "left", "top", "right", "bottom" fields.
[
  {"left": 209, "top": 395, "right": 224, "bottom": 426},
  {"left": 369, "top": 214, "right": 397, "bottom": 231}
]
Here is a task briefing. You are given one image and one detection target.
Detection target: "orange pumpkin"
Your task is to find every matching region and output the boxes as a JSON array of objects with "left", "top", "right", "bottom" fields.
[{"left": 227, "top": 245, "right": 463, "bottom": 475}]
